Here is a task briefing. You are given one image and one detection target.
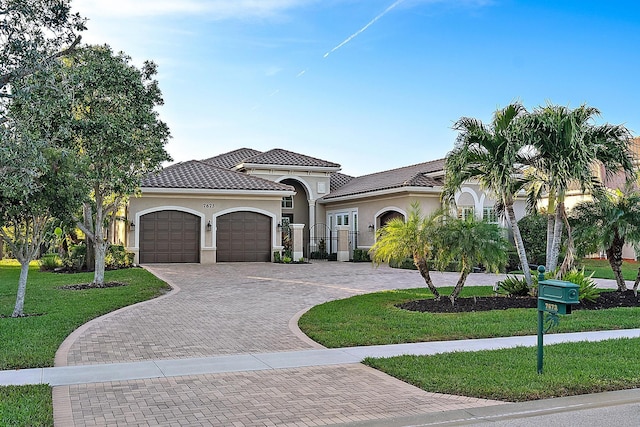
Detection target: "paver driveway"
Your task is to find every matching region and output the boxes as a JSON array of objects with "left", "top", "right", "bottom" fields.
[{"left": 54, "top": 262, "right": 507, "bottom": 426}]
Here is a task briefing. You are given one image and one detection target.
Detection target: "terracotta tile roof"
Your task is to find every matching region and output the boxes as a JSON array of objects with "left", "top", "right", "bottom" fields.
[
  {"left": 240, "top": 149, "right": 340, "bottom": 169},
  {"left": 330, "top": 172, "right": 354, "bottom": 192},
  {"left": 201, "top": 148, "right": 263, "bottom": 169},
  {"left": 322, "top": 159, "right": 445, "bottom": 200},
  {"left": 141, "top": 160, "right": 294, "bottom": 192}
]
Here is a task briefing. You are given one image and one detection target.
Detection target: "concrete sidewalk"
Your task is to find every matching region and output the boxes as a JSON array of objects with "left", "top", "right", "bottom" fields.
[{"left": 3, "top": 328, "right": 639, "bottom": 387}]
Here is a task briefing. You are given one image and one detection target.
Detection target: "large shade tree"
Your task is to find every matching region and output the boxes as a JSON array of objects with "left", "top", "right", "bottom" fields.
[
  {"left": 0, "top": 65, "right": 86, "bottom": 316},
  {"left": 444, "top": 103, "right": 533, "bottom": 286},
  {"left": 62, "top": 45, "right": 172, "bottom": 285},
  {"left": 525, "top": 104, "right": 635, "bottom": 274},
  {"left": 571, "top": 186, "right": 640, "bottom": 292},
  {"left": 369, "top": 202, "right": 443, "bottom": 300}
]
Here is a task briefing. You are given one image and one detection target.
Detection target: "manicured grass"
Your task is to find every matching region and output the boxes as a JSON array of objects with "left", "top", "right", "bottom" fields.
[
  {"left": 0, "top": 385, "right": 52, "bottom": 427},
  {"left": 364, "top": 338, "right": 640, "bottom": 402},
  {"left": 298, "top": 286, "right": 640, "bottom": 348},
  {"left": 579, "top": 258, "right": 639, "bottom": 281},
  {"left": 0, "top": 260, "right": 170, "bottom": 427},
  {"left": 0, "top": 260, "right": 171, "bottom": 369}
]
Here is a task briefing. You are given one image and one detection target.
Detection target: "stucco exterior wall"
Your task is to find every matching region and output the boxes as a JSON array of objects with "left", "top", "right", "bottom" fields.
[{"left": 322, "top": 192, "right": 443, "bottom": 249}]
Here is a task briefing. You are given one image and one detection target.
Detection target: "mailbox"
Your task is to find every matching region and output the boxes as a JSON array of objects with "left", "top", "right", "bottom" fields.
[
  {"left": 536, "top": 266, "right": 580, "bottom": 373},
  {"left": 537, "top": 268, "right": 580, "bottom": 314}
]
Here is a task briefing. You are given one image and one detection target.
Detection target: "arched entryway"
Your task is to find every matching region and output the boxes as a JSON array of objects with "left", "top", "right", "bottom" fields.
[
  {"left": 279, "top": 178, "right": 310, "bottom": 256},
  {"left": 378, "top": 210, "right": 405, "bottom": 227}
]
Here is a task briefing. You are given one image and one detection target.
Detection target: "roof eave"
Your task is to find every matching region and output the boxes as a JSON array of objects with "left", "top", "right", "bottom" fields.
[
  {"left": 236, "top": 163, "right": 341, "bottom": 173},
  {"left": 320, "top": 186, "right": 443, "bottom": 204},
  {"left": 140, "top": 187, "right": 296, "bottom": 196}
]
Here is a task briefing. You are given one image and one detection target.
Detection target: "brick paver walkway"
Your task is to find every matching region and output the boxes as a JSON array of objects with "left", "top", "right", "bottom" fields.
[{"left": 54, "top": 263, "right": 509, "bottom": 426}]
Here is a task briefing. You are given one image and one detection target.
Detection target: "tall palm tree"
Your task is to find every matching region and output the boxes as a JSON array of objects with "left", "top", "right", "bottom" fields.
[
  {"left": 444, "top": 103, "right": 533, "bottom": 286},
  {"left": 571, "top": 186, "right": 640, "bottom": 292},
  {"left": 369, "top": 202, "right": 443, "bottom": 300},
  {"left": 525, "top": 104, "right": 635, "bottom": 273},
  {"left": 436, "top": 216, "right": 509, "bottom": 303}
]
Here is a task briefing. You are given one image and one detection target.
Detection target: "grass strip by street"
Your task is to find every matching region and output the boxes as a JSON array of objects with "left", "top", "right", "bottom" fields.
[
  {"left": 0, "top": 260, "right": 171, "bottom": 427},
  {"left": 0, "top": 385, "right": 52, "bottom": 427},
  {"left": 364, "top": 337, "right": 640, "bottom": 402},
  {"left": 298, "top": 286, "right": 640, "bottom": 348}
]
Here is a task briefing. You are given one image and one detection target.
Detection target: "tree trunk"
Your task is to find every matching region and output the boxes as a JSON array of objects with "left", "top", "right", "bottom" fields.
[
  {"left": 414, "top": 256, "right": 440, "bottom": 300},
  {"left": 12, "top": 260, "right": 30, "bottom": 317},
  {"left": 450, "top": 269, "right": 470, "bottom": 304},
  {"left": 94, "top": 241, "right": 107, "bottom": 285},
  {"left": 558, "top": 209, "right": 575, "bottom": 277},
  {"left": 83, "top": 203, "right": 94, "bottom": 271},
  {"left": 633, "top": 267, "right": 640, "bottom": 297},
  {"left": 548, "top": 197, "right": 565, "bottom": 272},
  {"left": 606, "top": 232, "right": 626, "bottom": 292},
  {"left": 506, "top": 205, "right": 532, "bottom": 286},
  {"left": 546, "top": 191, "right": 556, "bottom": 270}
]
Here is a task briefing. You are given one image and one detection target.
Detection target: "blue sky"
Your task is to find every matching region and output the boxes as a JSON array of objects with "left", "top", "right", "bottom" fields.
[{"left": 74, "top": 0, "right": 640, "bottom": 176}]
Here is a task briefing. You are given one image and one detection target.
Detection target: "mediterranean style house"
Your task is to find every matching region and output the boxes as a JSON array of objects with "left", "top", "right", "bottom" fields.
[{"left": 124, "top": 148, "right": 519, "bottom": 264}]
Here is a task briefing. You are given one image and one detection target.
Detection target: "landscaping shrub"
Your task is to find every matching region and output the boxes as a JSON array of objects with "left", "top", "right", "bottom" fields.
[
  {"left": 506, "top": 249, "right": 521, "bottom": 272},
  {"left": 62, "top": 244, "right": 87, "bottom": 271},
  {"left": 389, "top": 257, "right": 416, "bottom": 270},
  {"left": 517, "top": 214, "right": 548, "bottom": 267},
  {"left": 562, "top": 268, "right": 600, "bottom": 303},
  {"left": 105, "top": 245, "right": 134, "bottom": 269},
  {"left": 38, "top": 254, "right": 61, "bottom": 271},
  {"left": 495, "top": 275, "right": 530, "bottom": 296},
  {"left": 352, "top": 249, "right": 370, "bottom": 262}
]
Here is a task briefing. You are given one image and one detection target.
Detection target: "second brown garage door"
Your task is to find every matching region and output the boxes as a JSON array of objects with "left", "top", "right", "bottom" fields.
[
  {"left": 140, "top": 210, "right": 200, "bottom": 263},
  {"left": 216, "top": 211, "right": 271, "bottom": 262}
]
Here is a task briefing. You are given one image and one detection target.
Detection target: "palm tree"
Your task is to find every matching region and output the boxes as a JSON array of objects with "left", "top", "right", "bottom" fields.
[
  {"left": 444, "top": 103, "right": 533, "bottom": 286},
  {"left": 369, "top": 202, "right": 443, "bottom": 300},
  {"left": 436, "top": 216, "right": 509, "bottom": 303},
  {"left": 571, "top": 186, "right": 640, "bottom": 292},
  {"left": 524, "top": 104, "right": 635, "bottom": 274}
]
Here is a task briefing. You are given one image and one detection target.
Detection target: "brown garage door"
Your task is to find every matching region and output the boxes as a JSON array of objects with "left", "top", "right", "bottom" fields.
[
  {"left": 140, "top": 210, "right": 200, "bottom": 263},
  {"left": 217, "top": 211, "right": 271, "bottom": 262}
]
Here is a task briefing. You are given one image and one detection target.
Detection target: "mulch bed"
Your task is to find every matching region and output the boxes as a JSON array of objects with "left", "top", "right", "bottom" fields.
[
  {"left": 398, "top": 290, "right": 640, "bottom": 313},
  {"left": 58, "top": 282, "right": 128, "bottom": 290}
]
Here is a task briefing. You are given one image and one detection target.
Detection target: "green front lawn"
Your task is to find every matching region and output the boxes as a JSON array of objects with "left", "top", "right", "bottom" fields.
[
  {"left": 0, "top": 385, "right": 52, "bottom": 427},
  {"left": 300, "top": 260, "right": 640, "bottom": 402},
  {"left": 298, "top": 286, "right": 640, "bottom": 348},
  {"left": 0, "top": 260, "right": 171, "bottom": 426},
  {"left": 579, "top": 258, "right": 639, "bottom": 281},
  {"left": 0, "top": 260, "right": 170, "bottom": 369},
  {"left": 365, "top": 338, "right": 640, "bottom": 402}
]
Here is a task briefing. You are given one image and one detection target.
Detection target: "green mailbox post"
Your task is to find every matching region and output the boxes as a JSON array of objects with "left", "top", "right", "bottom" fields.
[{"left": 537, "top": 266, "right": 580, "bottom": 374}]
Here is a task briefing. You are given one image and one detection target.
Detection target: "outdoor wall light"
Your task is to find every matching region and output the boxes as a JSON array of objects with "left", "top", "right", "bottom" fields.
[
  {"left": 368, "top": 224, "right": 375, "bottom": 231},
  {"left": 276, "top": 222, "right": 282, "bottom": 230},
  {"left": 130, "top": 221, "right": 135, "bottom": 230},
  {"left": 206, "top": 220, "right": 212, "bottom": 231}
]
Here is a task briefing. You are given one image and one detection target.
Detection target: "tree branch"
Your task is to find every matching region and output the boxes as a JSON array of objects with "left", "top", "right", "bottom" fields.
[{"left": 0, "top": 35, "right": 82, "bottom": 87}]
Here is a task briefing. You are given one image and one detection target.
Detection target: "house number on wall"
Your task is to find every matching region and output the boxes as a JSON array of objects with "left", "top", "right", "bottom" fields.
[{"left": 203, "top": 203, "right": 215, "bottom": 209}]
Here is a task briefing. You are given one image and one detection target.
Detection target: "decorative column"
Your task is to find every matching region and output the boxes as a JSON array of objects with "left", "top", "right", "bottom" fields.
[
  {"left": 290, "top": 224, "right": 305, "bottom": 261},
  {"left": 308, "top": 200, "right": 316, "bottom": 249},
  {"left": 336, "top": 225, "right": 350, "bottom": 262}
]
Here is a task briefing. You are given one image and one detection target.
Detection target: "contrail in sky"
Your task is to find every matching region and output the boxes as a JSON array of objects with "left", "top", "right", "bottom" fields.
[{"left": 323, "top": 0, "right": 405, "bottom": 58}]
